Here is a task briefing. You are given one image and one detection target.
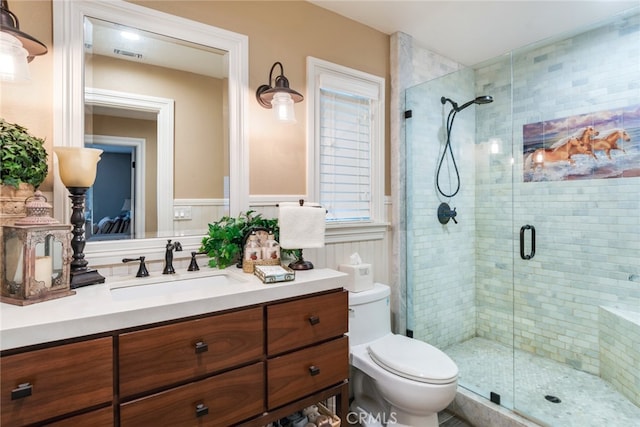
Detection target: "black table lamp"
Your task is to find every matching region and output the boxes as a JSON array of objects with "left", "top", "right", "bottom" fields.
[{"left": 54, "top": 147, "right": 105, "bottom": 288}]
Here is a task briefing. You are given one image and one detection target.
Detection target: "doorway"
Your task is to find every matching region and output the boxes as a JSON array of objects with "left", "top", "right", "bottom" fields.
[{"left": 86, "top": 135, "right": 145, "bottom": 240}]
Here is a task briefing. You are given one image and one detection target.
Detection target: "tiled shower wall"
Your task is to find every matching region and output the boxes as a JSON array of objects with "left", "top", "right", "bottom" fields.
[
  {"left": 599, "top": 307, "right": 640, "bottom": 407},
  {"left": 406, "top": 67, "right": 478, "bottom": 349},
  {"left": 405, "top": 8, "right": 639, "bottom": 382},
  {"left": 474, "top": 11, "right": 640, "bottom": 375}
]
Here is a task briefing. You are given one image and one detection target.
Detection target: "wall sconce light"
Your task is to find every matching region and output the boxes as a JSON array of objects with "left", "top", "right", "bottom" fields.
[
  {"left": 54, "top": 147, "right": 105, "bottom": 289},
  {"left": 0, "top": 0, "right": 47, "bottom": 81},
  {"left": 256, "top": 61, "right": 303, "bottom": 123}
]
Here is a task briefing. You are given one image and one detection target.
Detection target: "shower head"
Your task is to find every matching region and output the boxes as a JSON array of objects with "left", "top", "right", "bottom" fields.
[
  {"left": 473, "top": 95, "right": 494, "bottom": 104},
  {"left": 441, "top": 95, "right": 493, "bottom": 112}
]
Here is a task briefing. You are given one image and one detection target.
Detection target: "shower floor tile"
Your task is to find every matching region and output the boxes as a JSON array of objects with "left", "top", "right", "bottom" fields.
[{"left": 445, "top": 338, "right": 640, "bottom": 427}]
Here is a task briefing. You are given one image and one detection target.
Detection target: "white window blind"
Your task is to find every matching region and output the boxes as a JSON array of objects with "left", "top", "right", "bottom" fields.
[
  {"left": 307, "top": 56, "right": 385, "bottom": 227},
  {"left": 319, "top": 89, "right": 372, "bottom": 222}
]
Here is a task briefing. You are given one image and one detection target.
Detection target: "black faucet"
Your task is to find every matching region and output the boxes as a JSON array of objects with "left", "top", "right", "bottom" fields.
[
  {"left": 163, "top": 239, "right": 182, "bottom": 274},
  {"left": 188, "top": 251, "right": 208, "bottom": 271},
  {"left": 122, "top": 256, "right": 150, "bottom": 277}
]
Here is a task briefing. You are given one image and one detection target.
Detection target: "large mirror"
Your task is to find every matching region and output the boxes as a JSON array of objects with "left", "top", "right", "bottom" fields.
[{"left": 53, "top": 0, "right": 248, "bottom": 263}]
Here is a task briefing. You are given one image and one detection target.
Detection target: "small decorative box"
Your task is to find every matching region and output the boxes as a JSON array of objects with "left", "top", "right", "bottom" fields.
[{"left": 254, "top": 265, "right": 295, "bottom": 284}]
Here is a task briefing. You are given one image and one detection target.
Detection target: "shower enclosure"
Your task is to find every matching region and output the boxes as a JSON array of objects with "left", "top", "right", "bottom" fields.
[{"left": 404, "top": 8, "right": 639, "bottom": 426}]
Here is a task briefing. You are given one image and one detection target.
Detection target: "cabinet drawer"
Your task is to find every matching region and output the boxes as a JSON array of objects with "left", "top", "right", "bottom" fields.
[
  {"left": 120, "top": 362, "right": 265, "bottom": 427},
  {"left": 267, "top": 291, "right": 347, "bottom": 355},
  {"left": 267, "top": 336, "right": 348, "bottom": 409},
  {"left": 1, "top": 337, "right": 113, "bottom": 426},
  {"left": 46, "top": 406, "right": 113, "bottom": 427},
  {"left": 119, "top": 307, "right": 263, "bottom": 397}
]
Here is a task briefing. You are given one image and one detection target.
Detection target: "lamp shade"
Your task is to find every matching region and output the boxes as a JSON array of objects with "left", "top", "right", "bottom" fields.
[
  {"left": 256, "top": 62, "right": 303, "bottom": 123},
  {"left": 0, "top": 0, "right": 47, "bottom": 61},
  {"left": 271, "top": 91, "right": 296, "bottom": 123},
  {"left": 0, "top": 31, "right": 29, "bottom": 81},
  {"left": 54, "top": 147, "right": 103, "bottom": 188}
]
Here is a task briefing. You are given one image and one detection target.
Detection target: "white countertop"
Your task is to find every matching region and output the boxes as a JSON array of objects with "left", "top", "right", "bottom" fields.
[{"left": 0, "top": 267, "right": 347, "bottom": 351}]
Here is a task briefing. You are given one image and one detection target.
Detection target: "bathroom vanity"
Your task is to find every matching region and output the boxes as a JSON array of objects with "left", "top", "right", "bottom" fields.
[{"left": 0, "top": 268, "right": 349, "bottom": 426}]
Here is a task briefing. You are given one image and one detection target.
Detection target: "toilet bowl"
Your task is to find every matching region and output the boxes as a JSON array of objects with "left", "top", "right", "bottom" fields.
[{"left": 348, "top": 283, "right": 458, "bottom": 427}]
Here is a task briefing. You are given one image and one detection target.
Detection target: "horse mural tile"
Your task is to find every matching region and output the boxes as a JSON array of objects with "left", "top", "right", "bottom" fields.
[{"left": 523, "top": 104, "right": 640, "bottom": 182}]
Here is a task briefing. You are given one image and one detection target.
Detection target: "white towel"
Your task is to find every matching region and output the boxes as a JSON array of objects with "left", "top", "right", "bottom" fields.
[{"left": 278, "top": 202, "right": 326, "bottom": 249}]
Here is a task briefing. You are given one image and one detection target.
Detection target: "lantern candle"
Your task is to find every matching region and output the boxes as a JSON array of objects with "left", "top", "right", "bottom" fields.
[{"left": 35, "top": 256, "right": 52, "bottom": 288}]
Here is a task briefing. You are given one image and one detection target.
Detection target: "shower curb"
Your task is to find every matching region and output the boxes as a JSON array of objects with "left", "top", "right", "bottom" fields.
[{"left": 448, "top": 387, "right": 544, "bottom": 427}]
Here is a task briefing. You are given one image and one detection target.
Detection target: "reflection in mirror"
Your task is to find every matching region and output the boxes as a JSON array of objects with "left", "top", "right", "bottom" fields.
[
  {"left": 53, "top": 0, "right": 248, "bottom": 264},
  {"left": 84, "top": 17, "right": 230, "bottom": 241}
]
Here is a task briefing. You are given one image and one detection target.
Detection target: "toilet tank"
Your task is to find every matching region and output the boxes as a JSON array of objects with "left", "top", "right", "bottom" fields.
[{"left": 348, "top": 282, "right": 391, "bottom": 346}]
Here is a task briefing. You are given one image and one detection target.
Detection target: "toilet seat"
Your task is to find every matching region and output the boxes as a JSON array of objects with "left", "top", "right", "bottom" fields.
[{"left": 367, "top": 334, "right": 458, "bottom": 384}]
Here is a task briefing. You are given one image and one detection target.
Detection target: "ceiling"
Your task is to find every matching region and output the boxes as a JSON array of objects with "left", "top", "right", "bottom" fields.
[
  {"left": 308, "top": 0, "right": 639, "bottom": 66},
  {"left": 85, "top": 16, "right": 227, "bottom": 79}
]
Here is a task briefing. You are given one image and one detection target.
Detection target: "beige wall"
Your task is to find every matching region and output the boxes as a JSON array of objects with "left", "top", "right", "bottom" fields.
[
  {"left": 0, "top": 0, "right": 390, "bottom": 198},
  {"left": 0, "top": 0, "right": 53, "bottom": 192}
]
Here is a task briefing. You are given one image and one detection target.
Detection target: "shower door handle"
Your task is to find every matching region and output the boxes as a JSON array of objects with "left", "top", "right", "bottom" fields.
[{"left": 519, "top": 225, "right": 536, "bottom": 260}]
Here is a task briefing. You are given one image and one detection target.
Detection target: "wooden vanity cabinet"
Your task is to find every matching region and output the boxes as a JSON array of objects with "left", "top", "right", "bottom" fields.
[
  {"left": 0, "top": 337, "right": 113, "bottom": 427},
  {"left": 266, "top": 291, "right": 349, "bottom": 410},
  {"left": 268, "top": 336, "right": 349, "bottom": 409},
  {"left": 117, "top": 307, "right": 265, "bottom": 426},
  {"left": 120, "top": 362, "right": 264, "bottom": 426},
  {"left": 1, "top": 288, "right": 349, "bottom": 426},
  {"left": 46, "top": 406, "right": 114, "bottom": 427},
  {"left": 119, "top": 307, "right": 263, "bottom": 398},
  {"left": 267, "top": 290, "right": 349, "bottom": 356}
]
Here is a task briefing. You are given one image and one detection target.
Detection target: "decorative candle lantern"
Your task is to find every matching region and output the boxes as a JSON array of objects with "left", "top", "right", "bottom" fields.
[
  {"left": 54, "top": 147, "right": 105, "bottom": 288},
  {"left": 1, "top": 191, "right": 74, "bottom": 305}
]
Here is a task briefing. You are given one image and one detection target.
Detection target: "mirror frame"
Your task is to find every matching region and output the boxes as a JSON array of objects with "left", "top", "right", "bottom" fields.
[{"left": 53, "top": 0, "right": 249, "bottom": 266}]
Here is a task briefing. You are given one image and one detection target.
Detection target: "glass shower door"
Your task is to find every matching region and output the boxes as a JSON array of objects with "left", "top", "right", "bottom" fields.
[
  {"left": 510, "top": 9, "right": 640, "bottom": 425},
  {"left": 404, "top": 67, "right": 517, "bottom": 409}
]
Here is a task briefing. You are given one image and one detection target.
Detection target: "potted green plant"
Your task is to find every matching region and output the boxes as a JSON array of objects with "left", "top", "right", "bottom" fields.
[
  {"left": 200, "top": 210, "right": 295, "bottom": 269},
  {"left": 1, "top": 118, "right": 48, "bottom": 190}
]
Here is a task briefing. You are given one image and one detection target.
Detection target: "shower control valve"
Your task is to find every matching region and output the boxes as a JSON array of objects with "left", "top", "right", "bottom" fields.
[{"left": 437, "top": 202, "right": 458, "bottom": 225}]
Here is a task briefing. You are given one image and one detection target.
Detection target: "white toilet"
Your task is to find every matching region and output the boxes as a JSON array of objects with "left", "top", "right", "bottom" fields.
[{"left": 348, "top": 283, "right": 458, "bottom": 427}]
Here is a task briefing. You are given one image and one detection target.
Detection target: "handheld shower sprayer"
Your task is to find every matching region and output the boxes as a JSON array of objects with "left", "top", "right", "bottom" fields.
[
  {"left": 436, "top": 94, "right": 494, "bottom": 216},
  {"left": 440, "top": 95, "right": 493, "bottom": 113}
]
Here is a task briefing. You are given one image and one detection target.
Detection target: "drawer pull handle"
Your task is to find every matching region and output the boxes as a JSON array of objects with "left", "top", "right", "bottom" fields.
[
  {"left": 195, "top": 341, "right": 208, "bottom": 354},
  {"left": 309, "top": 365, "right": 321, "bottom": 376},
  {"left": 195, "top": 403, "right": 209, "bottom": 417},
  {"left": 11, "top": 383, "right": 32, "bottom": 400},
  {"left": 308, "top": 315, "right": 320, "bottom": 325}
]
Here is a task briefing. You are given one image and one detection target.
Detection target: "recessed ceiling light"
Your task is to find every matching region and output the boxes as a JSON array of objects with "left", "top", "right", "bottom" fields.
[{"left": 120, "top": 31, "right": 139, "bottom": 41}]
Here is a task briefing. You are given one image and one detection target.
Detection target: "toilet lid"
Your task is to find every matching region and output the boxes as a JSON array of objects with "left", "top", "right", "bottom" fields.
[{"left": 367, "top": 334, "right": 458, "bottom": 384}]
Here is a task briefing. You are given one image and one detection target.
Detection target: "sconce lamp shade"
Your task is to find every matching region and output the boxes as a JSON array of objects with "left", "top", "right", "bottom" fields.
[
  {"left": 0, "top": 31, "right": 29, "bottom": 81},
  {"left": 0, "top": 0, "right": 47, "bottom": 61},
  {"left": 271, "top": 92, "right": 296, "bottom": 123},
  {"left": 0, "top": 0, "right": 47, "bottom": 81},
  {"left": 54, "top": 147, "right": 103, "bottom": 188},
  {"left": 256, "top": 61, "right": 303, "bottom": 123}
]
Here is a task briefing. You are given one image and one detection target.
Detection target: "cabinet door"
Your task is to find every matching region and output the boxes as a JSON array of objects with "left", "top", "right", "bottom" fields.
[
  {"left": 120, "top": 362, "right": 265, "bottom": 427},
  {"left": 119, "top": 307, "right": 263, "bottom": 397},
  {"left": 267, "top": 336, "right": 349, "bottom": 409},
  {"left": 1, "top": 337, "right": 113, "bottom": 426},
  {"left": 267, "top": 291, "right": 348, "bottom": 355}
]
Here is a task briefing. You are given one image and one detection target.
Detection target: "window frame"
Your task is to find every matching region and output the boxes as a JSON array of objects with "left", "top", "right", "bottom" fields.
[{"left": 306, "top": 56, "right": 386, "bottom": 238}]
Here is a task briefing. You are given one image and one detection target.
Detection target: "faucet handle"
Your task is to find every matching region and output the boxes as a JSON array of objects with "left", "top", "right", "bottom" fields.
[
  {"left": 123, "top": 256, "right": 150, "bottom": 277},
  {"left": 188, "top": 251, "right": 208, "bottom": 271}
]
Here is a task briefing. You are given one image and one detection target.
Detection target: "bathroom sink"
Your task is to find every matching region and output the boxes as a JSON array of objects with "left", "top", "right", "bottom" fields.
[{"left": 109, "top": 271, "right": 246, "bottom": 301}]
